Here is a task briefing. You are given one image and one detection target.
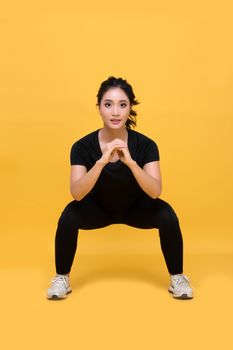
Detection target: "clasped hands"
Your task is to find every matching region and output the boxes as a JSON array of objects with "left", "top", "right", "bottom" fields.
[{"left": 101, "top": 138, "right": 135, "bottom": 166}]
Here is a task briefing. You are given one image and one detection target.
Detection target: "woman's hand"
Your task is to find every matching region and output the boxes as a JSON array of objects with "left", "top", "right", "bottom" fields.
[
  {"left": 99, "top": 138, "right": 127, "bottom": 164},
  {"left": 116, "top": 145, "right": 135, "bottom": 166}
]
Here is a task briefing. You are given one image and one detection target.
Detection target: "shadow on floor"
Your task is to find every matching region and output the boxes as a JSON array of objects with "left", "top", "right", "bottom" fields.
[{"left": 71, "top": 253, "right": 168, "bottom": 290}]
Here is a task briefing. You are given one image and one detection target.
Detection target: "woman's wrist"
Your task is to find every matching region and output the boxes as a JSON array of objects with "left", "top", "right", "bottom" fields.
[
  {"left": 96, "top": 157, "right": 108, "bottom": 167},
  {"left": 126, "top": 159, "right": 137, "bottom": 169}
]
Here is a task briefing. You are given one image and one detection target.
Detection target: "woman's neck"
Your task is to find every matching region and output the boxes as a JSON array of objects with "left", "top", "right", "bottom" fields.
[{"left": 99, "top": 126, "right": 128, "bottom": 142}]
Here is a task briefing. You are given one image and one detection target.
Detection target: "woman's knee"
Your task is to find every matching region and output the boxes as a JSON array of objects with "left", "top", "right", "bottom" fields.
[
  {"left": 156, "top": 200, "right": 180, "bottom": 227},
  {"left": 57, "top": 201, "right": 80, "bottom": 229}
]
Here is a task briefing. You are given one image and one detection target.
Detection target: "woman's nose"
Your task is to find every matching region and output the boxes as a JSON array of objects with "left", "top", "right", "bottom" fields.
[{"left": 112, "top": 105, "right": 119, "bottom": 116}]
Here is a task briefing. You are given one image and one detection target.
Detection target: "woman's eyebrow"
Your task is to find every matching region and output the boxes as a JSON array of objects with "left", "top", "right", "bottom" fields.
[{"left": 103, "top": 99, "right": 128, "bottom": 102}]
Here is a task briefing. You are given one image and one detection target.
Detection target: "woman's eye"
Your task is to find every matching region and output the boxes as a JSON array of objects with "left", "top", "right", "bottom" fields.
[{"left": 104, "top": 102, "right": 127, "bottom": 108}]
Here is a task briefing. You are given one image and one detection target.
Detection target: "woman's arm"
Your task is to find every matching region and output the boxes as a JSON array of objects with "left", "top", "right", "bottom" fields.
[
  {"left": 116, "top": 146, "right": 162, "bottom": 199},
  {"left": 70, "top": 138, "right": 126, "bottom": 201},
  {"left": 70, "top": 161, "right": 105, "bottom": 201},
  {"left": 128, "top": 160, "right": 162, "bottom": 199}
]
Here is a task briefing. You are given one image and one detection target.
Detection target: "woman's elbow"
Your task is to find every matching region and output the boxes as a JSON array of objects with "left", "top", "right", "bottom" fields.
[
  {"left": 150, "top": 184, "right": 162, "bottom": 199},
  {"left": 70, "top": 188, "right": 83, "bottom": 201},
  {"left": 150, "top": 190, "right": 162, "bottom": 199}
]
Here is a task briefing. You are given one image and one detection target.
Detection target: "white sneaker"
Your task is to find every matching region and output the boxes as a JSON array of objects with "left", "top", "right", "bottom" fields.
[
  {"left": 168, "top": 274, "right": 193, "bottom": 299},
  {"left": 47, "top": 275, "right": 72, "bottom": 300}
]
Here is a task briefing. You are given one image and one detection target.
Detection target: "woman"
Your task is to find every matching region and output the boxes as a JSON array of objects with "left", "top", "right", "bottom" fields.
[{"left": 47, "top": 76, "right": 193, "bottom": 300}]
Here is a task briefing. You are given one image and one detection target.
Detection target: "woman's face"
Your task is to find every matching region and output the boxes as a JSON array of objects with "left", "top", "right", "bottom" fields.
[{"left": 98, "top": 87, "right": 131, "bottom": 129}]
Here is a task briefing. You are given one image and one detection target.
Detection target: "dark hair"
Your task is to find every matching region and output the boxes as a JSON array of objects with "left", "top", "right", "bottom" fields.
[{"left": 96, "top": 76, "right": 140, "bottom": 129}]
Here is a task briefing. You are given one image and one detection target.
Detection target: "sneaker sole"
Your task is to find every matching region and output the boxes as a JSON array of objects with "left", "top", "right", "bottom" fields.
[
  {"left": 47, "top": 289, "right": 72, "bottom": 300},
  {"left": 168, "top": 289, "right": 193, "bottom": 299}
]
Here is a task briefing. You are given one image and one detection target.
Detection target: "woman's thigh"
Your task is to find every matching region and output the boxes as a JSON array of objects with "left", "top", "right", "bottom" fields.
[
  {"left": 58, "top": 196, "right": 113, "bottom": 230},
  {"left": 122, "top": 196, "right": 179, "bottom": 229}
]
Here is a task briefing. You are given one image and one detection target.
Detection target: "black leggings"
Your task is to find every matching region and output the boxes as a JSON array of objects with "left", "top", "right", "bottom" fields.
[{"left": 55, "top": 196, "right": 183, "bottom": 275}]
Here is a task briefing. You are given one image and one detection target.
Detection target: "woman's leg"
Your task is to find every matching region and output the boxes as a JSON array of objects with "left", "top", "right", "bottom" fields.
[
  {"left": 122, "top": 196, "right": 183, "bottom": 275},
  {"left": 55, "top": 197, "right": 113, "bottom": 275}
]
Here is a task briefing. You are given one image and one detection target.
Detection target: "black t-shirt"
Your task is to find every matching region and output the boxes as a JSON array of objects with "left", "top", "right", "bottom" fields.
[{"left": 70, "top": 129, "right": 160, "bottom": 215}]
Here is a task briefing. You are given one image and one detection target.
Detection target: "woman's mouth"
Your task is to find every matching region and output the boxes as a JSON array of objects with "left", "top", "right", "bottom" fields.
[{"left": 111, "top": 119, "right": 121, "bottom": 125}]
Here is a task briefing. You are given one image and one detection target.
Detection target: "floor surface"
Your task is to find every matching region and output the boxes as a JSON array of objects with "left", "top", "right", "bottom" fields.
[{"left": 1, "top": 226, "right": 232, "bottom": 350}]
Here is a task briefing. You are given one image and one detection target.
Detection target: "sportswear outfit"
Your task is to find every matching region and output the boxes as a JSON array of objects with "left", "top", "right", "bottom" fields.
[{"left": 55, "top": 129, "right": 183, "bottom": 276}]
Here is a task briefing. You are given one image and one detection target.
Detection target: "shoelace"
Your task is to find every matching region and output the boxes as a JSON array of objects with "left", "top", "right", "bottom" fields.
[
  {"left": 51, "top": 275, "right": 68, "bottom": 287},
  {"left": 173, "top": 275, "right": 190, "bottom": 286}
]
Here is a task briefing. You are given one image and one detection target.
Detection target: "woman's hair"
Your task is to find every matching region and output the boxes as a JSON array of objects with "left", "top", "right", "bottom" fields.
[{"left": 96, "top": 76, "right": 140, "bottom": 129}]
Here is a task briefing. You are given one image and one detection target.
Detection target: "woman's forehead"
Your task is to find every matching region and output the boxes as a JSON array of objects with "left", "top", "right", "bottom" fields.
[{"left": 102, "top": 87, "right": 129, "bottom": 101}]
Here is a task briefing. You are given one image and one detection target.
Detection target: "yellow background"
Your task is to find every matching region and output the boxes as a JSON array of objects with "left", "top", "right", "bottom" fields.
[{"left": 0, "top": 1, "right": 232, "bottom": 349}]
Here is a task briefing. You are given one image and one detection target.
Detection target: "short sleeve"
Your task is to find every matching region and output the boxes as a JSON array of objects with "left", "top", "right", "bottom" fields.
[
  {"left": 141, "top": 140, "right": 160, "bottom": 166},
  {"left": 70, "top": 142, "right": 88, "bottom": 166}
]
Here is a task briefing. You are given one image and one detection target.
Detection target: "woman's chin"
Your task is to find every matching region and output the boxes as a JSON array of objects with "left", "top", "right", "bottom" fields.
[{"left": 105, "top": 123, "right": 125, "bottom": 130}]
